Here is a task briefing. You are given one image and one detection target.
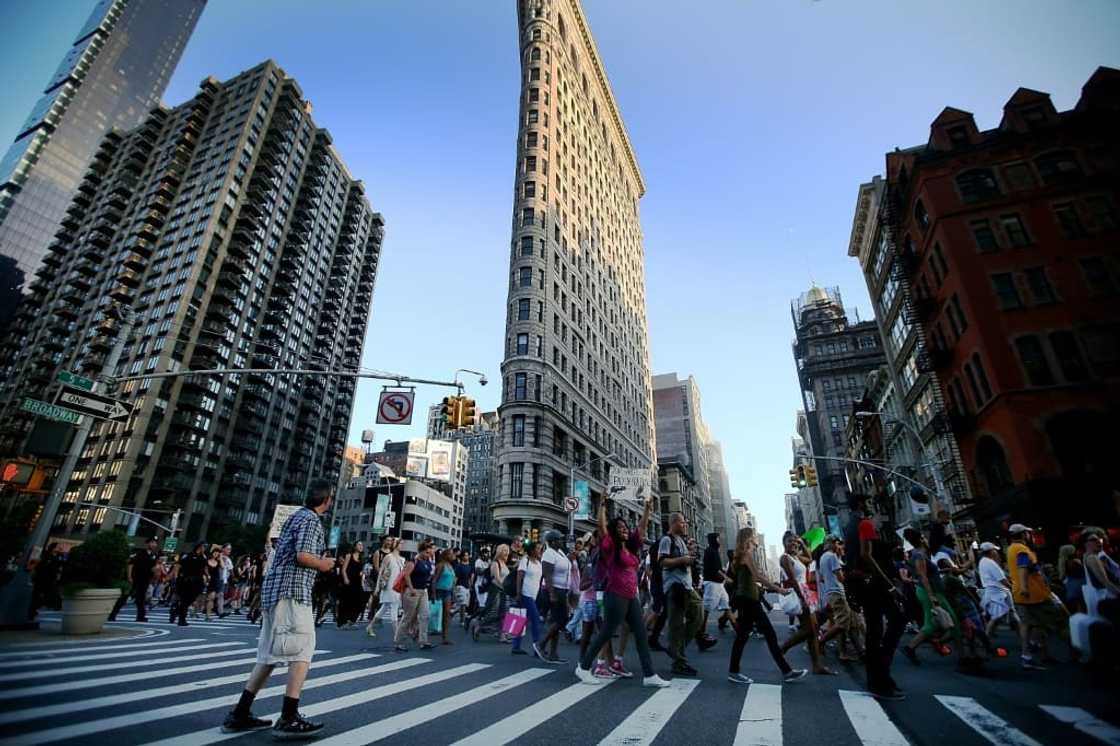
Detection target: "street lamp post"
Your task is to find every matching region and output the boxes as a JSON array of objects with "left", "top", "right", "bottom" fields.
[{"left": 854, "top": 410, "right": 949, "bottom": 516}]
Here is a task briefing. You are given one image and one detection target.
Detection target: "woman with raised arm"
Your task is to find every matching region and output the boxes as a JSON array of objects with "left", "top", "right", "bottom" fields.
[{"left": 574, "top": 493, "right": 669, "bottom": 688}]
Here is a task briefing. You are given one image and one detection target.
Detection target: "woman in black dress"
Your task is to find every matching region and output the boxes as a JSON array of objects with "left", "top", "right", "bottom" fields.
[{"left": 338, "top": 542, "right": 366, "bottom": 628}]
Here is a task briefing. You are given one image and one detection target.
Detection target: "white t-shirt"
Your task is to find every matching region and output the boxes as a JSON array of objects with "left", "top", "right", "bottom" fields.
[
  {"left": 517, "top": 557, "right": 543, "bottom": 598},
  {"left": 541, "top": 546, "right": 572, "bottom": 590},
  {"left": 978, "top": 556, "right": 1006, "bottom": 589},
  {"left": 220, "top": 555, "right": 233, "bottom": 583}
]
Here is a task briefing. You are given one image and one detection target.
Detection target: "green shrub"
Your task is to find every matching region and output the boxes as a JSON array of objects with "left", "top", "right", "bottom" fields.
[{"left": 61, "top": 529, "right": 130, "bottom": 591}]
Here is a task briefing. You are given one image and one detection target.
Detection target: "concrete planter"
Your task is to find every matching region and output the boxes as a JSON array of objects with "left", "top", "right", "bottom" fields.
[{"left": 61, "top": 588, "right": 121, "bottom": 635}]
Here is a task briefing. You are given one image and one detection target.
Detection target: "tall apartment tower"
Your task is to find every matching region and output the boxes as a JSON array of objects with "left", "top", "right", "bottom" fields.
[
  {"left": 0, "top": 61, "right": 383, "bottom": 544},
  {"left": 0, "top": 0, "right": 206, "bottom": 334},
  {"left": 427, "top": 405, "right": 501, "bottom": 539},
  {"left": 494, "top": 0, "right": 656, "bottom": 538},
  {"left": 791, "top": 287, "right": 887, "bottom": 529}
]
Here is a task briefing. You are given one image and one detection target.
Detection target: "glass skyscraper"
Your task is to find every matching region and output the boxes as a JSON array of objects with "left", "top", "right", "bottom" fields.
[{"left": 0, "top": 0, "right": 206, "bottom": 334}]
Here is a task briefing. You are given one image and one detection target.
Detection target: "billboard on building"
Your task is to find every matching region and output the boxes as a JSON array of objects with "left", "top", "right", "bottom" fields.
[
  {"left": 574, "top": 479, "right": 591, "bottom": 520},
  {"left": 405, "top": 456, "right": 428, "bottom": 478},
  {"left": 426, "top": 440, "right": 453, "bottom": 481},
  {"left": 608, "top": 468, "right": 652, "bottom": 510},
  {"left": 408, "top": 438, "right": 428, "bottom": 455}
]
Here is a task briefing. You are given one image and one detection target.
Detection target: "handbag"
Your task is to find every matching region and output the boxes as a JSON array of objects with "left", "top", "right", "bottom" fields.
[
  {"left": 429, "top": 598, "right": 443, "bottom": 634},
  {"left": 931, "top": 604, "right": 955, "bottom": 631},
  {"left": 391, "top": 570, "right": 407, "bottom": 595},
  {"left": 777, "top": 560, "right": 803, "bottom": 616},
  {"left": 778, "top": 590, "right": 803, "bottom": 617},
  {"left": 501, "top": 607, "right": 528, "bottom": 637}
]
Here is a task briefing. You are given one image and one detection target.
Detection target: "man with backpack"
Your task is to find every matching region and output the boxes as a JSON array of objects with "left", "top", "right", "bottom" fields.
[{"left": 659, "top": 512, "right": 715, "bottom": 676}]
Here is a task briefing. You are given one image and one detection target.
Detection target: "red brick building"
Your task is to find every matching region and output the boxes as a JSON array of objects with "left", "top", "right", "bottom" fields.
[{"left": 883, "top": 67, "right": 1119, "bottom": 543}]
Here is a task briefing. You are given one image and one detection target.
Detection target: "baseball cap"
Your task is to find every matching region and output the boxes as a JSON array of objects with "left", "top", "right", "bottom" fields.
[
  {"left": 979, "top": 541, "right": 998, "bottom": 552},
  {"left": 1008, "top": 523, "right": 1033, "bottom": 534}
]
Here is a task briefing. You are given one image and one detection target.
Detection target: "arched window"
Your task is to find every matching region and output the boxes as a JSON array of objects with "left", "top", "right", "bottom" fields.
[
  {"left": 914, "top": 199, "right": 929, "bottom": 231},
  {"left": 530, "top": 47, "right": 541, "bottom": 61},
  {"left": 1034, "top": 150, "right": 1082, "bottom": 186},
  {"left": 956, "top": 168, "right": 1001, "bottom": 204},
  {"left": 532, "top": 29, "right": 541, "bottom": 41},
  {"left": 976, "top": 436, "right": 1013, "bottom": 497}
]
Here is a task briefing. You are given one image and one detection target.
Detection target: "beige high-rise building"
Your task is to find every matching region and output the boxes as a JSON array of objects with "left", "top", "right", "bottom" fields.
[{"left": 494, "top": 0, "right": 655, "bottom": 538}]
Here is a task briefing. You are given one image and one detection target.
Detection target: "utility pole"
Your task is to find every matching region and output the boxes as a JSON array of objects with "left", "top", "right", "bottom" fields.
[{"left": 0, "top": 308, "right": 135, "bottom": 629}]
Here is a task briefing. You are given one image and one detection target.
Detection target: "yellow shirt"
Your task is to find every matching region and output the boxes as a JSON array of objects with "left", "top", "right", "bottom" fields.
[{"left": 1007, "top": 542, "right": 1049, "bottom": 605}]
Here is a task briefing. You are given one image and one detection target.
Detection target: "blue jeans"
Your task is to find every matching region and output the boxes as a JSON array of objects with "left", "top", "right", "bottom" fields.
[
  {"left": 512, "top": 594, "right": 542, "bottom": 650},
  {"left": 565, "top": 602, "right": 585, "bottom": 637}
]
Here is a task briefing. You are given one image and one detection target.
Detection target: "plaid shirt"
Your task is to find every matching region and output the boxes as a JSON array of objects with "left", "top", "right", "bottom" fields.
[{"left": 260, "top": 507, "right": 324, "bottom": 609}]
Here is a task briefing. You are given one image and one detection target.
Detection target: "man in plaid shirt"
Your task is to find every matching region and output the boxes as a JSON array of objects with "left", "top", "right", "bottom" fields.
[{"left": 222, "top": 478, "right": 336, "bottom": 738}]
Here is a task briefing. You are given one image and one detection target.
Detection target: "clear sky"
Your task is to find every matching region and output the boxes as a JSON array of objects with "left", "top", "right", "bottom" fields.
[{"left": 2, "top": 0, "right": 1117, "bottom": 546}]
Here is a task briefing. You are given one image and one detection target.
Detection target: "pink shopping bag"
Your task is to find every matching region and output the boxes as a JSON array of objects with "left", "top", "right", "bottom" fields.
[{"left": 501, "top": 608, "right": 527, "bottom": 637}]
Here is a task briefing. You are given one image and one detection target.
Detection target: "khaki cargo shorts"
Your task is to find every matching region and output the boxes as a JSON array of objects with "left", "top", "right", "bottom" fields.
[{"left": 257, "top": 598, "right": 316, "bottom": 665}]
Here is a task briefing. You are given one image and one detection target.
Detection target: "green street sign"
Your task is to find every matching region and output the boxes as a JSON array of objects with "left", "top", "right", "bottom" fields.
[
  {"left": 20, "top": 398, "right": 82, "bottom": 424},
  {"left": 57, "top": 371, "right": 95, "bottom": 391},
  {"left": 164, "top": 537, "right": 178, "bottom": 552}
]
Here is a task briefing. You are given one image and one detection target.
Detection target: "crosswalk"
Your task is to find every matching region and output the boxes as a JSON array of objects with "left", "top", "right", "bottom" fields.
[{"left": 0, "top": 635, "right": 1117, "bottom": 746}]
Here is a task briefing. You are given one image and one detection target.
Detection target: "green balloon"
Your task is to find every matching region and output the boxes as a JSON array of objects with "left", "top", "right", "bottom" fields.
[{"left": 802, "top": 526, "right": 827, "bottom": 551}]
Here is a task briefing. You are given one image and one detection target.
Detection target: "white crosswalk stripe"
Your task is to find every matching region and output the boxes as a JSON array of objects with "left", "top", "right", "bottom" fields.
[
  {"left": 936, "top": 696, "right": 1044, "bottom": 746},
  {"left": 0, "top": 640, "right": 242, "bottom": 669},
  {"left": 0, "top": 650, "right": 324, "bottom": 701},
  {"left": 599, "top": 678, "right": 700, "bottom": 746},
  {"left": 2, "top": 632, "right": 1117, "bottom": 746},
  {"left": 0, "top": 643, "right": 253, "bottom": 682},
  {"left": 1040, "top": 705, "right": 1120, "bottom": 746},
  {"left": 838, "top": 690, "right": 910, "bottom": 746},
  {"left": 734, "top": 683, "right": 783, "bottom": 746},
  {"left": 450, "top": 675, "right": 618, "bottom": 746},
  {"left": 139, "top": 662, "right": 482, "bottom": 746},
  {"left": 0, "top": 637, "right": 194, "bottom": 659},
  {"left": 0, "top": 653, "right": 387, "bottom": 746},
  {"left": 0, "top": 652, "right": 375, "bottom": 727},
  {"left": 314, "top": 667, "right": 551, "bottom": 746}
]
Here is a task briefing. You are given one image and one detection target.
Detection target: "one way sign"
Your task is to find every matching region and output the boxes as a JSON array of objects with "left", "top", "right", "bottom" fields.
[{"left": 55, "top": 385, "right": 132, "bottom": 421}]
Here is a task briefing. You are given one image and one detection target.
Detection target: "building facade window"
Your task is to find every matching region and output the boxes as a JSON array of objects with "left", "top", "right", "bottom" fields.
[
  {"left": 1035, "top": 150, "right": 1082, "bottom": 186},
  {"left": 517, "top": 298, "right": 530, "bottom": 320},
  {"left": 514, "top": 372, "right": 527, "bottom": 400},
  {"left": 1080, "top": 257, "right": 1117, "bottom": 296},
  {"left": 519, "top": 267, "right": 532, "bottom": 287},
  {"left": 1025, "top": 267, "right": 1055, "bottom": 305},
  {"left": 1053, "top": 202, "right": 1087, "bottom": 239},
  {"left": 1015, "top": 335, "right": 1056, "bottom": 386},
  {"left": 510, "top": 462, "right": 524, "bottom": 498},
  {"left": 512, "top": 415, "right": 525, "bottom": 446},
  {"left": 516, "top": 333, "right": 528, "bottom": 355},
  {"left": 971, "top": 218, "right": 1000, "bottom": 253},
  {"left": 991, "top": 273, "right": 1022, "bottom": 310},
  {"left": 1049, "top": 331, "right": 1089, "bottom": 382},
  {"left": 956, "top": 168, "right": 1001, "bottom": 203},
  {"left": 1000, "top": 214, "right": 1030, "bottom": 247}
]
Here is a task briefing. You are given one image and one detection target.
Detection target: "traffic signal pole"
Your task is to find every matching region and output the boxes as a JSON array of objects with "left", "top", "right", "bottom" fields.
[{"left": 1, "top": 309, "right": 135, "bottom": 629}]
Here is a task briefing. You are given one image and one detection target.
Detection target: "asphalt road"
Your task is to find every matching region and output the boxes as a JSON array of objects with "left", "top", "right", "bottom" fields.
[{"left": 1, "top": 604, "right": 1115, "bottom": 746}]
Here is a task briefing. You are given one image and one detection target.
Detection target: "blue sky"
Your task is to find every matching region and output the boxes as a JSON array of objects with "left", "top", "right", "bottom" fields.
[{"left": 2, "top": 0, "right": 1117, "bottom": 545}]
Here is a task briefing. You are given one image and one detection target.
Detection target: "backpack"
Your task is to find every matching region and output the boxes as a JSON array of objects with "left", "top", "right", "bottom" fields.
[{"left": 651, "top": 535, "right": 683, "bottom": 598}]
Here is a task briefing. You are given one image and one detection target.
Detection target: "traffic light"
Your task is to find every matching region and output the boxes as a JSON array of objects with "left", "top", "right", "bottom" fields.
[
  {"left": 789, "top": 467, "right": 801, "bottom": 489},
  {"left": 529, "top": 528, "right": 539, "bottom": 544},
  {"left": 440, "top": 396, "right": 461, "bottom": 429},
  {"left": 459, "top": 397, "right": 477, "bottom": 428},
  {"left": 804, "top": 465, "right": 818, "bottom": 487}
]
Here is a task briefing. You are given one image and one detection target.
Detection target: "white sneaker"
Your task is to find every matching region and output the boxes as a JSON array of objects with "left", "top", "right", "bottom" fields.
[
  {"left": 576, "top": 664, "right": 604, "bottom": 685},
  {"left": 642, "top": 674, "right": 670, "bottom": 688}
]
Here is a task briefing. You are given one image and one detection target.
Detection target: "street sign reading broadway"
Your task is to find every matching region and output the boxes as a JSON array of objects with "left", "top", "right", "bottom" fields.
[
  {"left": 55, "top": 386, "right": 132, "bottom": 421},
  {"left": 20, "top": 398, "right": 82, "bottom": 424}
]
